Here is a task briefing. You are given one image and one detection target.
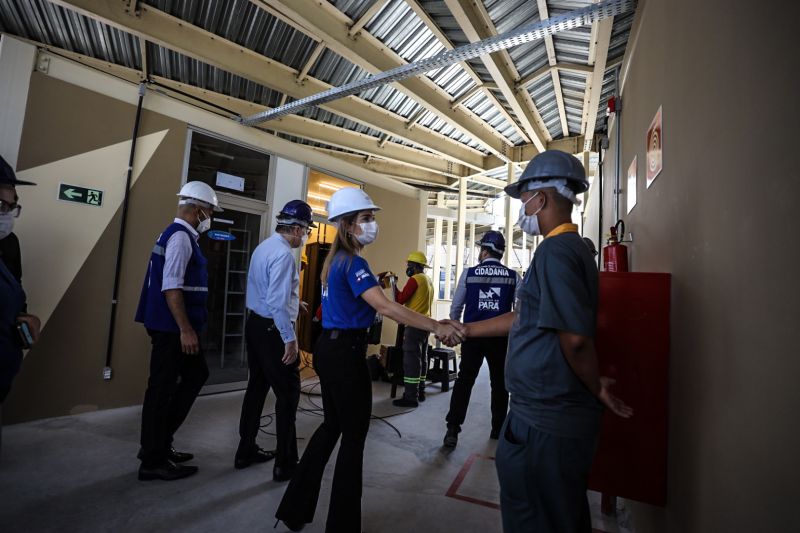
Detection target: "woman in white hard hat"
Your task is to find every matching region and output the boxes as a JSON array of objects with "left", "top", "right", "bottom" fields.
[{"left": 276, "top": 187, "right": 465, "bottom": 532}]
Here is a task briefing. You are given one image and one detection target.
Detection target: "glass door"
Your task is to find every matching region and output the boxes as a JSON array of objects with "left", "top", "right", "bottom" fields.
[{"left": 199, "top": 204, "right": 265, "bottom": 393}]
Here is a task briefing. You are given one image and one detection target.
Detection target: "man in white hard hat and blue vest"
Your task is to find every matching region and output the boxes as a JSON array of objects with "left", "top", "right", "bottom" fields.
[{"left": 134, "top": 181, "right": 221, "bottom": 481}]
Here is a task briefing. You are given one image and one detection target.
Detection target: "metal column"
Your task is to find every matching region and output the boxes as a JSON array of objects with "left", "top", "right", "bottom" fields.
[
  {"left": 445, "top": 218, "right": 454, "bottom": 299},
  {"left": 455, "top": 177, "right": 467, "bottom": 285},
  {"left": 504, "top": 162, "right": 515, "bottom": 265}
]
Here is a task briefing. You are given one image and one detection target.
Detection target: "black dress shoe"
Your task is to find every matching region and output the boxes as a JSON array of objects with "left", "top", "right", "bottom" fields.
[
  {"left": 168, "top": 447, "right": 194, "bottom": 463},
  {"left": 138, "top": 460, "right": 198, "bottom": 481},
  {"left": 280, "top": 519, "right": 305, "bottom": 532},
  {"left": 273, "top": 465, "right": 296, "bottom": 482},
  {"left": 235, "top": 447, "right": 276, "bottom": 469},
  {"left": 393, "top": 397, "right": 419, "bottom": 408}
]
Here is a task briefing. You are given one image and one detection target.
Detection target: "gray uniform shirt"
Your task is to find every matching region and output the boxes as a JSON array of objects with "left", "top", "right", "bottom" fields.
[{"left": 505, "top": 231, "right": 603, "bottom": 439}]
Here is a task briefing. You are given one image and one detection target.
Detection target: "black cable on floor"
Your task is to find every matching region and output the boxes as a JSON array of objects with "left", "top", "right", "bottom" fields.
[{"left": 257, "top": 354, "right": 417, "bottom": 440}]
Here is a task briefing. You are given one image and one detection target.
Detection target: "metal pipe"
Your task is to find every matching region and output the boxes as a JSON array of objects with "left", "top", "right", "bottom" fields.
[
  {"left": 103, "top": 82, "right": 146, "bottom": 379},
  {"left": 613, "top": 65, "right": 622, "bottom": 223},
  {"left": 597, "top": 141, "right": 605, "bottom": 270}
]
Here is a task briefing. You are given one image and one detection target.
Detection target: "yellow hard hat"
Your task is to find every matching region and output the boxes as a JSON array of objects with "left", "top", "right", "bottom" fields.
[{"left": 406, "top": 251, "right": 430, "bottom": 268}]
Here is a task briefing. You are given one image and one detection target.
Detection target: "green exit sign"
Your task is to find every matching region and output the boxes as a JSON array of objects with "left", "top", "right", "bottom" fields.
[{"left": 58, "top": 183, "right": 103, "bottom": 207}]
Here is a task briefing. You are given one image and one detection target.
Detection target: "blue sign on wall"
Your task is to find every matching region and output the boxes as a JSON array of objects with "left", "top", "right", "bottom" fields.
[{"left": 208, "top": 230, "right": 236, "bottom": 241}]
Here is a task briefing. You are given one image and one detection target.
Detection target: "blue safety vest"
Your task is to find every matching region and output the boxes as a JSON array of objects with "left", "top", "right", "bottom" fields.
[
  {"left": 463, "top": 260, "right": 517, "bottom": 322},
  {"left": 135, "top": 223, "right": 209, "bottom": 333}
]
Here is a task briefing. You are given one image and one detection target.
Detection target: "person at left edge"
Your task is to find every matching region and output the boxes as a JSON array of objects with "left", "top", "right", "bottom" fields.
[
  {"left": 236, "top": 200, "right": 316, "bottom": 481},
  {"left": 276, "top": 187, "right": 466, "bottom": 533},
  {"left": 0, "top": 154, "right": 40, "bottom": 455},
  {"left": 134, "top": 181, "right": 221, "bottom": 481}
]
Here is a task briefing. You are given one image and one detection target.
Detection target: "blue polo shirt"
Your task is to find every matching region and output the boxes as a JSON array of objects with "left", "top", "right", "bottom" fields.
[{"left": 322, "top": 252, "right": 378, "bottom": 330}]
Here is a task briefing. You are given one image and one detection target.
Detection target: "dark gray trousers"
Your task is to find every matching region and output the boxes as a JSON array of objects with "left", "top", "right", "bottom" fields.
[{"left": 495, "top": 411, "right": 597, "bottom": 533}]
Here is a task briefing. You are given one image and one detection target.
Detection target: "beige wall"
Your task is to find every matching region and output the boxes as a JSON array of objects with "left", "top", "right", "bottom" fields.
[
  {"left": 5, "top": 71, "right": 426, "bottom": 424},
  {"left": 5, "top": 73, "right": 188, "bottom": 423},
  {"left": 585, "top": 1, "right": 800, "bottom": 530}
]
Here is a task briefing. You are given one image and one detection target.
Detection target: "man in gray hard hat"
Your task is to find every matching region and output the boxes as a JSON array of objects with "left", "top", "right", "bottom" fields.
[{"left": 442, "top": 150, "right": 633, "bottom": 532}]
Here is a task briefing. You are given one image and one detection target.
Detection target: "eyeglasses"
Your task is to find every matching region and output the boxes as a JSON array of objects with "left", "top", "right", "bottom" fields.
[{"left": 0, "top": 200, "right": 21, "bottom": 218}]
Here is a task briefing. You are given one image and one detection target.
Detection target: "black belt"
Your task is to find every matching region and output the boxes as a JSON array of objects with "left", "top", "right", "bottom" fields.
[
  {"left": 248, "top": 311, "right": 294, "bottom": 329},
  {"left": 323, "top": 328, "right": 368, "bottom": 339}
]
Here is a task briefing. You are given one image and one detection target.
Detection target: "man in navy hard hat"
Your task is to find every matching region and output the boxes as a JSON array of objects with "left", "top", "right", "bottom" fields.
[
  {"left": 443, "top": 150, "right": 633, "bottom": 532},
  {"left": 442, "top": 230, "right": 518, "bottom": 448},
  {"left": 135, "top": 181, "right": 221, "bottom": 481},
  {"left": 236, "top": 199, "right": 315, "bottom": 482}
]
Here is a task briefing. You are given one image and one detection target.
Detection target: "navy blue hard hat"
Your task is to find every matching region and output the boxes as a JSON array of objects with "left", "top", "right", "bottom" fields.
[
  {"left": 0, "top": 155, "right": 36, "bottom": 186},
  {"left": 477, "top": 230, "right": 505, "bottom": 254},
  {"left": 277, "top": 199, "right": 316, "bottom": 227},
  {"left": 504, "top": 150, "right": 587, "bottom": 199}
]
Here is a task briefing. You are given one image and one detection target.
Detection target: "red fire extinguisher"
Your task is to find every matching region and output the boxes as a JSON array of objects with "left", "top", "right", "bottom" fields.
[{"left": 603, "top": 220, "right": 629, "bottom": 272}]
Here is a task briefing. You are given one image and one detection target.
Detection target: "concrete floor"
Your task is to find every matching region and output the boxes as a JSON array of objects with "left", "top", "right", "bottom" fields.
[{"left": 0, "top": 366, "right": 629, "bottom": 533}]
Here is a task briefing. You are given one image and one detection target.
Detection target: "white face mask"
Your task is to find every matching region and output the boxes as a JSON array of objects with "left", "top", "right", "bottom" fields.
[
  {"left": 196, "top": 211, "right": 212, "bottom": 234},
  {"left": 517, "top": 192, "right": 544, "bottom": 236},
  {"left": 355, "top": 220, "right": 379, "bottom": 246},
  {"left": 300, "top": 232, "right": 309, "bottom": 247},
  {"left": 0, "top": 213, "right": 14, "bottom": 240}
]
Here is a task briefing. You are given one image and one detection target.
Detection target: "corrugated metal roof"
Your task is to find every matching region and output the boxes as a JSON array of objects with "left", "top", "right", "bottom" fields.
[
  {"left": 0, "top": 0, "right": 141, "bottom": 69},
  {"left": 1, "top": 0, "right": 636, "bottom": 185}
]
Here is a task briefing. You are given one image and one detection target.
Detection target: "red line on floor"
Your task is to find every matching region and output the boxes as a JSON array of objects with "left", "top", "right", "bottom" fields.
[{"left": 445, "top": 453, "right": 501, "bottom": 510}]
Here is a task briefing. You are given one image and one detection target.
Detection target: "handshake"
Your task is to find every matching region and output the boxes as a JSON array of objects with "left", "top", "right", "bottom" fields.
[{"left": 434, "top": 319, "right": 468, "bottom": 347}]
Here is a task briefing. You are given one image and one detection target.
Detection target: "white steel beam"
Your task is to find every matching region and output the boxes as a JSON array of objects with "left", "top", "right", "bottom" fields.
[
  {"left": 348, "top": 0, "right": 391, "bottom": 39},
  {"left": 537, "top": 0, "right": 569, "bottom": 137},
  {"left": 296, "top": 40, "right": 325, "bottom": 84},
  {"left": 405, "top": 0, "right": 531, "bottom": 144},
  {"left": 582, "top": 18, "right": 613, "bottom": 150},
  {"left": 444, "top": 0, "right": 550, "bottom": 152},
  {"left": 261, "top": 0, "right": 513, "bottom": 158}
]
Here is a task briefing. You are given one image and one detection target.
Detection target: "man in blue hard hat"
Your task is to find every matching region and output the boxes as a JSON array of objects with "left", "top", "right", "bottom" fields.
[
  {"left": 236, "top": 200, "right": 315, "bottom": 482},
  {"left": 443, "top": 150, "right": 633, "bottom": 532},
  {"left": 443, "top": 230, "right": 518, "bottom": 448}
]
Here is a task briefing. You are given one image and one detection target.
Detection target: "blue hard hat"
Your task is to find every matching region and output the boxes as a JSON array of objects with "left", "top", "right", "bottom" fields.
[
  {"left": 477, "top": 230, "right": 505, "bottom": 254},
  {"left": 0, "top": 155, "right": 36, "bottom": 186},
  {"left": 504, "top": 150, "right": 588, "bottom": 199},
  {"left": 277, "top": 199, "right": 316, "bottom": 227}
]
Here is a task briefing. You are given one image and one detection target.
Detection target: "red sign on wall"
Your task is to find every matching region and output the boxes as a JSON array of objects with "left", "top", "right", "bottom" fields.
[{"left": 646, "top": 106, "right": 663, "bottom": 188}]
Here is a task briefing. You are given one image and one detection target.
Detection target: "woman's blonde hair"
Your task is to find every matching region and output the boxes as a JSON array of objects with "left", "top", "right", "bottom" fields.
[{"left": 320, "top": 211, "right": 361, "bottom": 286}]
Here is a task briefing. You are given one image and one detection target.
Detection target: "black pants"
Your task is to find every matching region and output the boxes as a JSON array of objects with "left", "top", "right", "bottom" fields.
[
  {"left": 239, "top": 313, "right": 300, "bottom": 468},
  {"left": 445, "top": 336, "right": 509, "bottom": 433},
  {"left": 277, "top": 329, "right": 372, "bottom": 533},
  {"left": 139, "top": 329, "right": 209, "bottom": 467}
]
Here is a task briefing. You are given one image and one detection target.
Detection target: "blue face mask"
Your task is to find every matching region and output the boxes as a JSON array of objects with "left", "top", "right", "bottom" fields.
[
  {"left": 517, "top": 192, "right": 544, "bottom": 236},
  {"left": 0, "top": 213, "right": 14, "bottom": 240}
]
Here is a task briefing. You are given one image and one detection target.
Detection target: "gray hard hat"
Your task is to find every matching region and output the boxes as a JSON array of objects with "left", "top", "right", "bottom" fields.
[{"left": 504, "top": 150, "right": 589, "bottom": 199}]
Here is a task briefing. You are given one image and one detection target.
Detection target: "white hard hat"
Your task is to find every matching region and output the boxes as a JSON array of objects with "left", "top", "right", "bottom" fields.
[
  {"left": 177, "top": 181, "right": 223, "bottom": 212},
  {"left": 326, "top": 187, "right": 380, "bottom": 222}
]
